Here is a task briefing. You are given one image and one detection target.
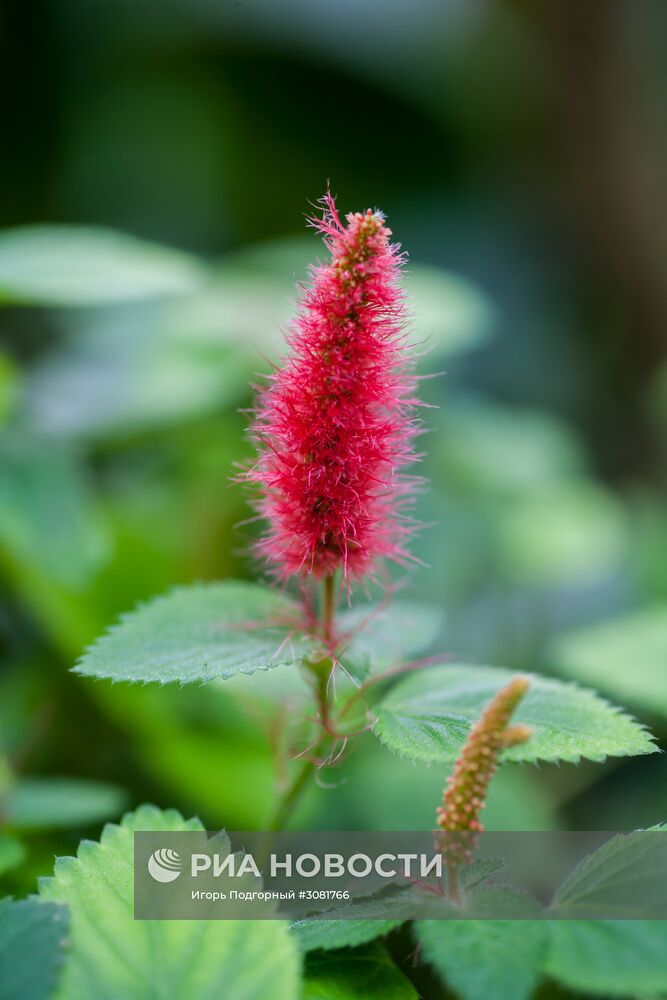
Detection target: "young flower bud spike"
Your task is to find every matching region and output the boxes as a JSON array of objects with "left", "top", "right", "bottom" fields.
[
  {"left": 247, "top": 192, "right": 421, "bottom": 584},
  {"left": 437, "top": 676, "right": 532, "bottom": 836}
]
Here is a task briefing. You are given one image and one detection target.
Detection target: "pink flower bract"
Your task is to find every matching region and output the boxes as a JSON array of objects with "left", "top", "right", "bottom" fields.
[{"left": 248, "top": 192, "right": 421, "bottom": 582}]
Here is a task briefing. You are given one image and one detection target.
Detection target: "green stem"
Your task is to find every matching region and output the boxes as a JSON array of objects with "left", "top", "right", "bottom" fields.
[
  {"left": 266, "top": 576, "right": 337, "bottom": 834},
  {"left": 268, "top": 753, "right": 319, "bottom": 832},
  {"left": 257, "top": 752, "right": 320, "bottom": 868}
]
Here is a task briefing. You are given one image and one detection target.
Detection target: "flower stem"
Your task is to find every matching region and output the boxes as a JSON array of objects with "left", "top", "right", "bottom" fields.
[
  {"left": 267, "top": 755, "right": 317, "bottom": 832},
  {"left": 322, "top": 574, "right": 335, "bottom": 644},
  {"left": 267, "top": 577, "right": 337, "bottom": 834},
  {"left": 258, "top": 750, "right": 321, "bottom": 867}
]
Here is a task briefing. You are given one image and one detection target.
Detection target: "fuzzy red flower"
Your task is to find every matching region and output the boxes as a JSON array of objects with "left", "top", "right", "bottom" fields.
[{"left": 247, "top": 192, "right": 421, "bottom": 582}]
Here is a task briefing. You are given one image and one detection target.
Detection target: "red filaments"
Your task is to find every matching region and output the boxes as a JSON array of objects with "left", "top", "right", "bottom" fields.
[{"left": 248, "top": 192, "right": 421, "bottom": 582}]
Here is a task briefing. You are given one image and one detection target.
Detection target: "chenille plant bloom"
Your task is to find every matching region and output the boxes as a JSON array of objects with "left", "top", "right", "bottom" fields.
[{"left": 247, "top": 192, "right": 420, "bottom": 601}]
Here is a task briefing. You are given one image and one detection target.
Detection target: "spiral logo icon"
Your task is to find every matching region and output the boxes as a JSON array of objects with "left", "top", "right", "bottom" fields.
[{"left": 147, "top": 848, "right": 183, "bottom": 883}]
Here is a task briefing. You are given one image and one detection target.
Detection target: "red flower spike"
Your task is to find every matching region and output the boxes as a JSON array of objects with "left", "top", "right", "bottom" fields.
[
  {"left": 247, "top": 192, "right": 422, "bottom": 583},
  {"left": 437, "top": 676, "right": 532, "bottom": 836}
]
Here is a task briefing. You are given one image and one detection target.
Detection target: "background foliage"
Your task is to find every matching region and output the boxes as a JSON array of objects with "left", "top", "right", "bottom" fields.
[{"left": 1, "top": 1, "right": 667, "bottom": 997}]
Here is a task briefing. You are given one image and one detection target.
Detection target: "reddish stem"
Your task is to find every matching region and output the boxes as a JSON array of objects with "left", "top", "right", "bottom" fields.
[{"left": 322, "top": 574, "right": 336, "bottom": 645}]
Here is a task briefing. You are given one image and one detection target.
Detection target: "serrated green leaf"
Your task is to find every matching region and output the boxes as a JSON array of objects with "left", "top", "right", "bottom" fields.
[
  {"left": 336, "top": 601, "right": 442, "bottom": 678},
  {"left": 551, "top": 607, "right": 667, "bottom": 719},
  {"left": 545, "top": 921, "right": 667, "bottom": 996},
  {"left": 0, "top": 226, "right": 204, "bottom": 306},
  {"left": 0, "top": 436, "right": 110, "bottom": 588},
  {"left": 416, "top": 888, "right": 546, "bottom": 1000},
  {"left": 223, "top": 599, "right": 442, "bottom": 708},
  {"left": 0, "top": 897, "right": 68, "bottom": 1000},
  {"left": 291, "top": 884, "right": 418, "bottom": 947},
  {"left": 302, "top": 943, "right": 417, "bottom": 1000},
  {"left": 74, "top": 581, "right": 311, "bottom": 684},
  {"left": 464, "top": 885, "right": 542, "bottom": 918},
  {"left": 0, "top": 834, "right": 25, "bottom": 875},
  {"left": 292, "top": 918, "right": 402, "bottom": 953},
  {"left": 39, "top": 804, "right": 300, "bottom": 1000},
  {"left": 416, "top": 920, "right": 544, "bottom": 1000},
  {"left": 373, "top": 664, "right": 656, "bottom": 764},
  {"left": 75, "top": 582, "right": 440, "bottom": 687},
  {"left": 4, "top": 778, "right": 128, "bottom": 830},
  {"left": 549, "top": 827, "right": 667, "bottom": 919},
  {"left": 460, "top": 858, "right": 507, "bottom": 891}
]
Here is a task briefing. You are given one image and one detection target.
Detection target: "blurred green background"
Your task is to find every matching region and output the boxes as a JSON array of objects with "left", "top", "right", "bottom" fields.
[{"left": 1, "top": 0, "right": 667, "bottom": 904}]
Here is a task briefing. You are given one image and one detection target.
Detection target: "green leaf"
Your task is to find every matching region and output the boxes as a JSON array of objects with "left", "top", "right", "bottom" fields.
[
  {"left": 551, "top": 607, "right": 667, "bottom": 719},
  {"left": 403, "top": 265, "right": 495, "bottom": 360},
  {"left": 0, "top": 897, "right": 68, "bottom": 1000},
  {"left": 134, "top": 726, "right": 277, "bottom": 828},
  {"left": 373, "top": 664, "right": 656, "bottom": 764},
  {"left": 302, "top": 944, "right": 417, "bottom": 1000},
  {"left": 0, "top": 350, "right": 20, "bottom": 426},
  {"left": 24, "top": 310, "right": 252, "bottom": 440},
  {"left": 438, "top": 400, "right": 585, "bottom": 498},
  {"left": 459, "top": 858, "right": 507, "bottom": 891},
  {"left": 4, "top": 778, "right": 128, "bottom": 830},
  {"left": 0, "top": 226, "right": 204, "bottom": 305},
  {"left": 0, "top": 834, "right": 25, "bottom": 875},
  {"left": 337, "top": 601, "right": 442, "bottom": 678},
  {"left": 418, "top": 884, "right": 540, "bottom": 921},
  {"left": 0, "top": 436, "right": 110, "bottom": 588},
  {"left": 545, "top": 921, "right": 667, "bottom": 996},
  {"left": 549, "top": 827, "right": 667, "bottom": 920},
  {"left": 74, "top": 581, "right": 311, "bottom": 684},
  {"left": 341, "top": 743, "right": 558, "bottom": 831},
  {"left": 416, "top": 890, "right": 546, "bottom": 1000},
  {"left": 292, "top": 918, "right": 402, "bottom": 953},
  {"left": 496, "top": 482, "right": 626, "bottom": 586},
  {"left": 223, "top": 599, "right": 441, "bottom": 707},
  {"left": 75, "top": 582, "right": 439, "bottom": 687},
  {"left": 161, "top": 271, "right": 296, "bottom": 358},
  {"left": 39, "top": 804, "right": 300, "bottom": 1000}
]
